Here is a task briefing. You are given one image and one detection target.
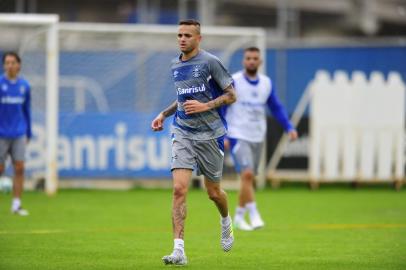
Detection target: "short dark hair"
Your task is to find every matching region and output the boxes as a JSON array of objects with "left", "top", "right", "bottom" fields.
[
  {"left": 2, "top": 51, "right": 21, "bottom": 64},
  {"left": 244, "top": 47, "right": 260, "bottom": 53},
  {"left": 179, "top": 19, "right": 201, "bottom": 34}
]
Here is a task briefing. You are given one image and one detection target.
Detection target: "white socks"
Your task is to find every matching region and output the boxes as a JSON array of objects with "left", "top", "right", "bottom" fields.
[
  {"left": 174, "top": 238, "right": 185, "bottom": 254},
  {"left": 235, "top": 202, "right": 259, "bottom": 220},
  {"left": 12, "top": 198, "right": 21, "bottom": 211},
  {"left": 221, "top": 214, "right": 232, "bottom": 226},
  {"left": 234, "top": 206, "right": 246, "bottom": 221},
  {"left": 246, "top": 201, "right": 259, "bottom": 218}
]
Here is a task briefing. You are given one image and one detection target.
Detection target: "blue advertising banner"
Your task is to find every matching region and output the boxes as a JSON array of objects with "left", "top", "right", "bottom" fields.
[{"left": 26, "top": 114, "right": 173, "bottom": 178}]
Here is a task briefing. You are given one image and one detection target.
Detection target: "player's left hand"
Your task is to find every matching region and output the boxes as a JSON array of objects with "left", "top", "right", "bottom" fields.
[
  {"left": 183, "top": 100, "right": 209, "bottom": 114},
  {"left": 224, "top": 138, "right": 230, "bottom": 151},
  {"left": 288, "top": 130, "right": 298, "bottom": 141}
]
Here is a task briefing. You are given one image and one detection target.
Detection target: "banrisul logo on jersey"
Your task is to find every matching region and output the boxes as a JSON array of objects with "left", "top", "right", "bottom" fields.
[
  {"left": 177, "top": 84, "right": 206, "bottom": 95},
  {"left": 1, "top": 96, "right": 24, "bottom": 104}
]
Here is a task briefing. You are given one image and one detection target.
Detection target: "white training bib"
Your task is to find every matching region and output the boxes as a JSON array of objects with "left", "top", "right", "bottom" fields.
[{"left": 226, "top": 71, "right": 272, "bottom": 142}]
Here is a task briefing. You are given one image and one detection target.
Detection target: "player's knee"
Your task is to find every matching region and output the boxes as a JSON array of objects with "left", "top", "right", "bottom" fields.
[
  {"left": 241, "top": 169, "right": 254, "bottom": 181},
  {"left": 13, "top": 163, "right": 25, "bottom": 176},
  {"left": 173, "top": 183, "right": 187, "bottom": 198},
  {"left": 207, "top": 188, "right": 222, "bottom": 202}
]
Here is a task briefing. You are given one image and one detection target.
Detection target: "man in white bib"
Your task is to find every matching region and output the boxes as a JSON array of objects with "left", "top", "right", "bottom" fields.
[{"left": 225, "top": 47, "right": 298, "bottom": 230}]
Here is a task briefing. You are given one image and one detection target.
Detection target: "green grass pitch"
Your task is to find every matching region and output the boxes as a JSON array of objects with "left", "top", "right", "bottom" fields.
[{"left": 1, "top": 186, "right": 406, "bottom": 269}]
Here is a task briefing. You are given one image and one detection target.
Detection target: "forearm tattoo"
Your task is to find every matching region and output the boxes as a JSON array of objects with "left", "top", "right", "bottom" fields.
[
  {"left": 207, "top": 85, "right": 236, "bottom": 109},
  {"left": 162, "top": 100, "right": 178, "bottom": 117},
  {"left": 172, "top": 201, "right": 187, "bottom": 239}
]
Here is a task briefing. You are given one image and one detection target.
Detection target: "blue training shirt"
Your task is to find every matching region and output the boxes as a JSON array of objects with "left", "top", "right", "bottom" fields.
[
  {"left": 170, "top": 50, "right": 233, "bottom": 140},
  {"left": 0, "top": 74, "right": 32, "bottom": 139}
]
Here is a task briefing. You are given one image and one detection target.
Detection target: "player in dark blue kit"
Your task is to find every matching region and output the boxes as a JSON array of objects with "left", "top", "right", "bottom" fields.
[{"left": 0, "top": 52, "right": 31, "bottom": 216}]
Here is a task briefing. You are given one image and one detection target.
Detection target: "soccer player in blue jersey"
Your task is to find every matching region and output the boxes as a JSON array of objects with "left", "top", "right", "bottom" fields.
[
  {"left": 0, "top": 52, "right": 31, "bottom": 216},
  {"left": 151, "top": 19, "right": 236, "bottom": 265},
  {"left": 225, "top": 47, "right": 298, "bottom": 230}
]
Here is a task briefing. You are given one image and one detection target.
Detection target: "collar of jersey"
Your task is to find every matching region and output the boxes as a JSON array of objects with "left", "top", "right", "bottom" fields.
[
  {"left": 243, "top": 73, "right": 259, "bottom": 85},
  {"left": 178, "top": 50, "right": 201, "bottom": 63},
  {"left": 2, "top": 74, "right": 19, "bottom": 84}
]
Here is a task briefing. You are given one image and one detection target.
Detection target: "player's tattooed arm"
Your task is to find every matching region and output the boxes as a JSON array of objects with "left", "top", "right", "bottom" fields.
[
  {"left": 151, "top": 100, "right": 177, "bottom": 131},
  {"left": 183, "top": 84, "right": 236, "bottom": 115},
  {"left": 162, "top": 100, "right": 178, "bottom": 117},
  {"left": 207, "top": 84, "right": 236, "bottom": 109}
]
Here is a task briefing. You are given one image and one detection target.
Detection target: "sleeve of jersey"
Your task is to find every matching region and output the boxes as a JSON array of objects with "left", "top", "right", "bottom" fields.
[
  {"left": 266, "top": 86, "right": 294, "bottom": 132},
  {"left": 209, "top": 57, "right": 233, "bottom": 90},
  {"left": 23, "top": 86, "right": 32, "bottom": 139}
]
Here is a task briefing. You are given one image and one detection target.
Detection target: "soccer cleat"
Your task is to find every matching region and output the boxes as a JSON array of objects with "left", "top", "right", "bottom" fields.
[
  {"left": 234, "top": 218, "right": 253, "bottom": 231},
  {"left": 162, "top": 249, "right": 187, "bottom": 265},
  {"left": 221, "top": 219, "right": 234, "bottom": 252},
  {"left": 250, "top": 214, "right": 265, "bottom": 229},
  {"left": 12, "top": 207, "right": 29, "bottom": 216}
]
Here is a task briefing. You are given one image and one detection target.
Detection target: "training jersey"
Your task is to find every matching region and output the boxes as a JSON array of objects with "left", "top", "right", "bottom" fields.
[
  {"left": 170, "top": 50, "right": 233, "bottom": 140},
  {"left": 0, "top": 74, "right": 32, "bottom": 139},
  {"left": 225, "top": 71, "right": 293, "bottom": 143}
]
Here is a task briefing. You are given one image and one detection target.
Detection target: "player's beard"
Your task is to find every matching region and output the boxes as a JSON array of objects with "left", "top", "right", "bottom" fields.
[{"left": 245, "top": 67, "right": 258, "bottom": 77}]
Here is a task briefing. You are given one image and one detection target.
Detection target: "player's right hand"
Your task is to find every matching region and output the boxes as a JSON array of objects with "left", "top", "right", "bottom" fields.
[{"left": 151, "top": 113, "right": 165, "bottom": 131}]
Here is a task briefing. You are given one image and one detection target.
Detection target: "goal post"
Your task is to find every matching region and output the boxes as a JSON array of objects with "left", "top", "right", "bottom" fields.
[{"left": 0, "top": 14, "right": 59, "bottom": 195}]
